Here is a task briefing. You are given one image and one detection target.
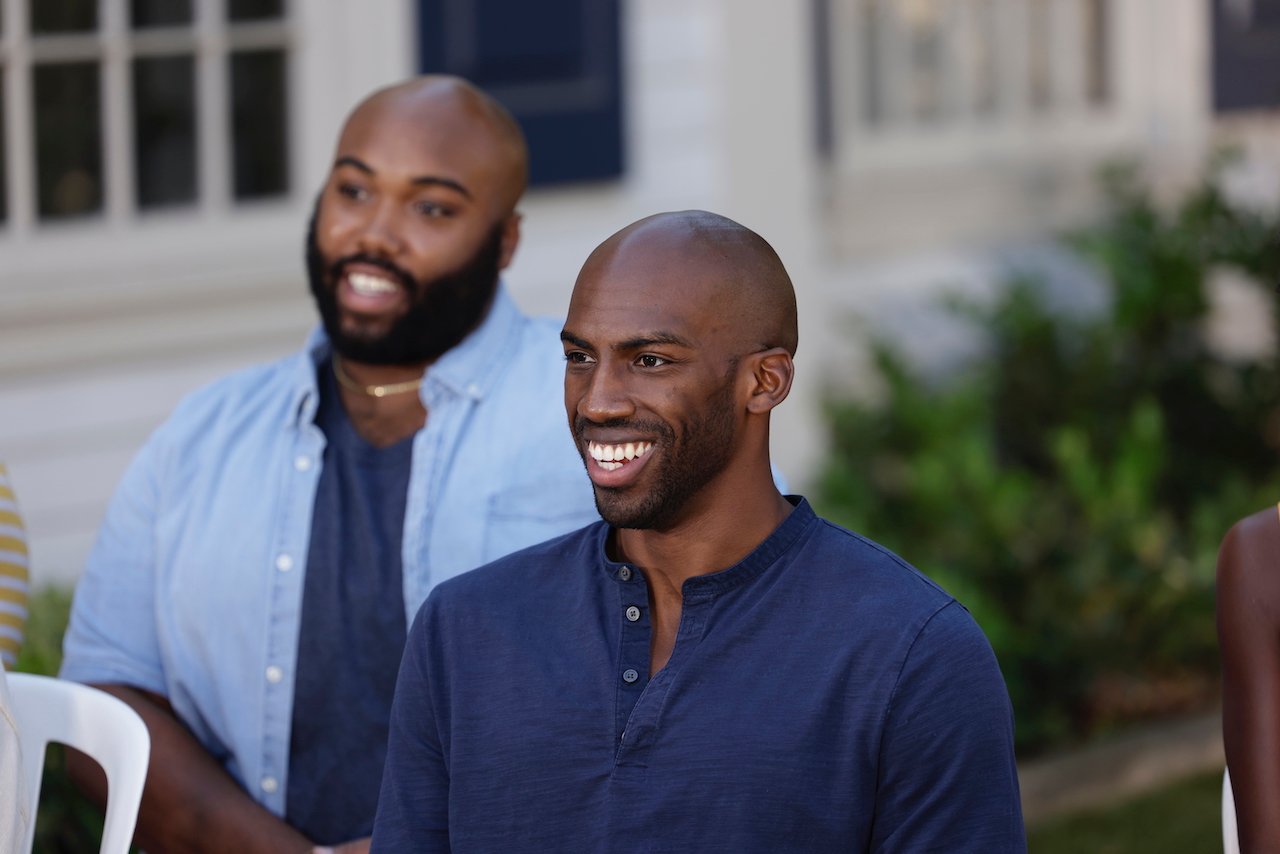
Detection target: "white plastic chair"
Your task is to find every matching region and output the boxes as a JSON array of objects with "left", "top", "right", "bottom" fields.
[
  {"left": 1224, "top": 768, "right": 1240, "bottom": 854},
  {"left": 7, "top": 674, "right": 150, "bottom": 854}
]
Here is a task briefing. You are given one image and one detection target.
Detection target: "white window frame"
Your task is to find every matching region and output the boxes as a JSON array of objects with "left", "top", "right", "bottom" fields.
[{"left": 0, "top": 0, "right": 293, "bottom": 238}]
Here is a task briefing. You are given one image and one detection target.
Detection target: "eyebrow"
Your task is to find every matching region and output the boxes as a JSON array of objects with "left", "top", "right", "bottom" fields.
[
  {"left": 333, "top": 155, "right": 473, "bottom": 199},
  {"left": 560, "top": 330, "right": 695, "bottom": 352}
]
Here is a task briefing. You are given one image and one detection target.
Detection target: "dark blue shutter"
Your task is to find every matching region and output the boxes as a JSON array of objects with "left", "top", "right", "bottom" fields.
[
  {"left": 418, "top": 0, "right": 624, "bottom": 186},
  {"left": 1213, "top": 0, "right": 1280, "bottom": 111}
]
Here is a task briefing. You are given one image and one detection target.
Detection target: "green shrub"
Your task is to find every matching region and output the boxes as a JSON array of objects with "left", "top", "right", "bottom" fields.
[{"left": 816, "top": 157, "right": 1280, "bottom": 754}]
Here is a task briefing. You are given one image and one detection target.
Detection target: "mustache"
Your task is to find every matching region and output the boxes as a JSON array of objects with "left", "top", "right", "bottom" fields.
[
  {"left": 328, "top": 253, "right": 416, "bottom": 291},
  {"left": 573, "top": 415, "right": 672, "bottom": 438}
]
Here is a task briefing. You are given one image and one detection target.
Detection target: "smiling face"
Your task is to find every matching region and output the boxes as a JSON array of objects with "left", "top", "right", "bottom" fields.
[
  {"left": 562, "top": 221, "right": 755, "bottom": 530},
  {"left": 308, "top": 77, "right": 527, "bottom": 365}
]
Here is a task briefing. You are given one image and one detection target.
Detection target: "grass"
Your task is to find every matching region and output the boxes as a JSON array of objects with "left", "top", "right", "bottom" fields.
[{"left": 1028, "top": 769, "right": 1224, "bottom": 853}]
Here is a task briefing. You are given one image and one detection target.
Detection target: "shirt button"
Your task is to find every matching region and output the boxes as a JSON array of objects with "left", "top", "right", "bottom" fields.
[
  {"left": 622, "top": 668, "right": 639, "bottom": 684},
  {"left": 265, "top": 665, "right": 283, "bottom": 684},
  {"left": 260, "top": 776, "right": 279, "bottom": 793},
  {"left": 275, "top": 554, "right": 293, "bottom": 572},
  {"left": 625, "top": 606, "right": 641, "bottom": 622},
  {"left": 293, "top": 455, "right": 312, "bottom": 472},
  {"left": 618, "top": 566, "right": 632, "bottom": 581}
]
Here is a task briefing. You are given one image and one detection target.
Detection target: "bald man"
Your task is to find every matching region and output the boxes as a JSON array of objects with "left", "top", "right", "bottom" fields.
[
  {"left": 60, "top": 76, "right": 598, "bottom": 853},
  {"left": 372, "top": 212, "right": 1026, "bottom": 852}
]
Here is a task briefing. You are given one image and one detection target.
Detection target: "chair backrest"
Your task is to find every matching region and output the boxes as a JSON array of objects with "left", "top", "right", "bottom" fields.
[
  {"left": 6, "top": 674, "right": 150, "bottom": 854},
  {"left": 1224, "top": 767, "right": 1240, "bottom": 854}
]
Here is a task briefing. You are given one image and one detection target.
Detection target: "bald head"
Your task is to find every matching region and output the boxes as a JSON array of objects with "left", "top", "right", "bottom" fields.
[
  {"left": 581, "top": 211, "right": 799, "bottom": 357},
  {"left": 339, "top": 75, "right": 529, "bottom": 214}
]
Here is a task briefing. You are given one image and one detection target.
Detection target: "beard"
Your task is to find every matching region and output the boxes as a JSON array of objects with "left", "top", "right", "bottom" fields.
[
  {"left": 574, "top": 373, "right": 739, "bottom": 530},
  {"left": 305, "top": 205, "right": 504, "bottom": 365}
]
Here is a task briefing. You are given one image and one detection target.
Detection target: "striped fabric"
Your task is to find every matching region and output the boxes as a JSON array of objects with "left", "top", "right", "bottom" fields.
[{"left": 0, "top": 463, "right": 29, "bottom": 669}]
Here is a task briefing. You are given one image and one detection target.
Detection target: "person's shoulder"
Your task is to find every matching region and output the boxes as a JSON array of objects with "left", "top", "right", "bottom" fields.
[
  {"left": 1221, "top": 505, "right": 1280, "bottom": 552},
  {"left": 158, "top": 349, "right": 311, "bottom": 437},
  {"left": 806, "top": 514, "right": 955, "bottom": 609},
  {"left": 508, "top": 310, "right": 568, "bottom": 366},
  {"left": 1218, "top": 504, "right": 1280, "bottom": 592}
]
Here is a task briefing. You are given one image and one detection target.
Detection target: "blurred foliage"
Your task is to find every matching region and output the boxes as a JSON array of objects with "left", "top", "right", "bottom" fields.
[
  {"left": 14, "top": 586, "right": 110, "bottom": 853},
  {"left": 816, "top": 155, "right": 1280, "bottom": 754}
]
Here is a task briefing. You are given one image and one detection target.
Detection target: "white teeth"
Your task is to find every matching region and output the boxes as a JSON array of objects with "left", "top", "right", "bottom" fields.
[
  {"left": 348, "top": 272, "right": 398, "bottom": 296},
  {"left": 587, "top": 440, "right": 653, "bottom": 468}
]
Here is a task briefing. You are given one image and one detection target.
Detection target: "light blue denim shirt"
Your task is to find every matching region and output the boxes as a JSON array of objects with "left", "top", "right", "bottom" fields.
[{"left": 60, "top": 286, "right": 599, "bottom": 814}]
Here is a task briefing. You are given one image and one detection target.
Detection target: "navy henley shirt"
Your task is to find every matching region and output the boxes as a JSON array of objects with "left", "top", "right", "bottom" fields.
[{"left": 372, "top": 498, "right": 1026, "bottom": 853}]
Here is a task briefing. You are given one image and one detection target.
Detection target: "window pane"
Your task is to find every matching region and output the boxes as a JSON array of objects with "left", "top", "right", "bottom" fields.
[
  {"left": 30, "top": 0, "right": 97, "bottom": 33},
  {"left": 132, "top": 0, "right": 193, "bottom": 28},
  {"left": 230, "top": 49, "right": 288, "bottom": 199},
  {"left": 134, "top": 55, "right": 196, "bottom": 208},
  {"left": 228, "top": 0, "right": 283, "bottom": 21},
  {"left": 34, "top": 62, "right": 103, "bottom": 219}
]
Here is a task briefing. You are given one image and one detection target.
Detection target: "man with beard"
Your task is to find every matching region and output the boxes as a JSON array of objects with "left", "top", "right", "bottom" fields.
[
  {"left": 371, "top": 211, "right": 1026, "bottom": 853},
  {"left": 59, "top": 76, "right": 597, "bottom": 853}
]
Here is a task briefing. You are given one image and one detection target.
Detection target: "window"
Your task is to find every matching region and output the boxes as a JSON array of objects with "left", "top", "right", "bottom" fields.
[
  {"left": 0, "top": 0, "right": 291, "bottom": 232},
  {"left": 417, "top": 0, "right": 624, "bottom": 186},
  {"left": 1214, "top": 0, "right": 1280, "bottom": 111},
  {"left": 816, "top": 0, "right": 1128, "bottom": 256}
]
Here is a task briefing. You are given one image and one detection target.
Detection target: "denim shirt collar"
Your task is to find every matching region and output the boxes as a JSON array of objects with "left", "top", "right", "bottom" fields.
[{"left": 284, "top": 283, "right": 524, "bottom": 428}]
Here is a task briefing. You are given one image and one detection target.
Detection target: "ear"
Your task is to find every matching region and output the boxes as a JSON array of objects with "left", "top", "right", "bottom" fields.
[
  {"left": 498, "top": 212, "right": 523, "bottom": 270},
  {"left": 743, "top": 348, "right": 794, "bottom": 415}
]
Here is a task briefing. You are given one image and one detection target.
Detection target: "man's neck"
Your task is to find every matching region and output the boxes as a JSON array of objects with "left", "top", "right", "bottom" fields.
[
  {"left": 332, "top": 357, "right": 430, "bottom": 448},
  {"left": 614, "top": 479, "right": 793, "bottom": 676}
]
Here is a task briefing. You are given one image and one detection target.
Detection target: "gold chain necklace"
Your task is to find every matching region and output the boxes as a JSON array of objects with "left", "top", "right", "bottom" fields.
[{"left": 332, "top": 357, "right": 424, "bottom": 398}]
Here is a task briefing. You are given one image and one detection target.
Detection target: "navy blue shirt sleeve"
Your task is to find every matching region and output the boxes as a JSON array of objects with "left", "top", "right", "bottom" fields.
[
  {"left": 871, "top": 602, "right": 1026, "bottom": 853},
  {"left": 371, "top": 602, "right": 450, "bottom": 853}
]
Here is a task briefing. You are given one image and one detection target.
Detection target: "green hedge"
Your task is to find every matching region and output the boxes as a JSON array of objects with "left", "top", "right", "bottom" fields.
[{"left": 815, "top": 157, "right": 1280, "bottom": 754}]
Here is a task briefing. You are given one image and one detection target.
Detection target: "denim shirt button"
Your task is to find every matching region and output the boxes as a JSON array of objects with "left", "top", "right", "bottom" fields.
[
  {"left": 618, "top": 566, "right": 632, "bottom": 581},
  {"left": 275, "top": 554, "right": 293, "bottom": 572},
  {"left": 622, "top": 668, "right": 639, "bottom": 684},
  {"left": 265, "top": 665, "right": 283, "bottom": 684},
  {"left": 293, "top": 455, "right": 312, "bottom": 472},
  {"left": 260, "top": 776, "right": 279, "bottom": 793},
  {"left": 625, "top": 606, "right": 641, "bottom": 622}
]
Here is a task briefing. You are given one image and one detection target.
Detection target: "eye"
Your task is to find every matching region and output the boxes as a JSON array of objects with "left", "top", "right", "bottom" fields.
[
  {"left": 636, "top": 354, "right": 668, "bottom": 368},
  {"left": 564, "top": 350, "right": 595, "bottom": 365},
  {"left": 414, "top": 200, "right": 453, "bottom": 218},
  {"left": 336, "top": 182, "right": 367, "bottom": 201}
]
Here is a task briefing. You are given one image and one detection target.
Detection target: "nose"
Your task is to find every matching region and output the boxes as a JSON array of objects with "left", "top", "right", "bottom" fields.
[
  {"left": 574, "top": 360, "right": 635, "bottom": 424},
  {"left": 355, "top": 199, "right": 405, "bottom": 257}
]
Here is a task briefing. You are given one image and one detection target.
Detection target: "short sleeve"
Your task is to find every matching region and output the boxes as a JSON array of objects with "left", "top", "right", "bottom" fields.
[
  {"left": 872, "top": 601, "right": 1026, "bottom": 853},
  {"left": 59, "top": 437, "right": 167, "bottom": 693}
]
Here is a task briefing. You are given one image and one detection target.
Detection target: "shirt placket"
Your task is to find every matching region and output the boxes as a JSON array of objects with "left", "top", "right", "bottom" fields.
[
  {"left": 259, "top": 421, "right": 324, "bottom": 812},
  {"left": 613, "top": 569, "right": 711, "bottom": 773},
  {"left": 613, "top": 562, "right": 649, "bottom": 763},
  {"left": 401, "top": 381, "right": 474, "bottom": 622}
]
